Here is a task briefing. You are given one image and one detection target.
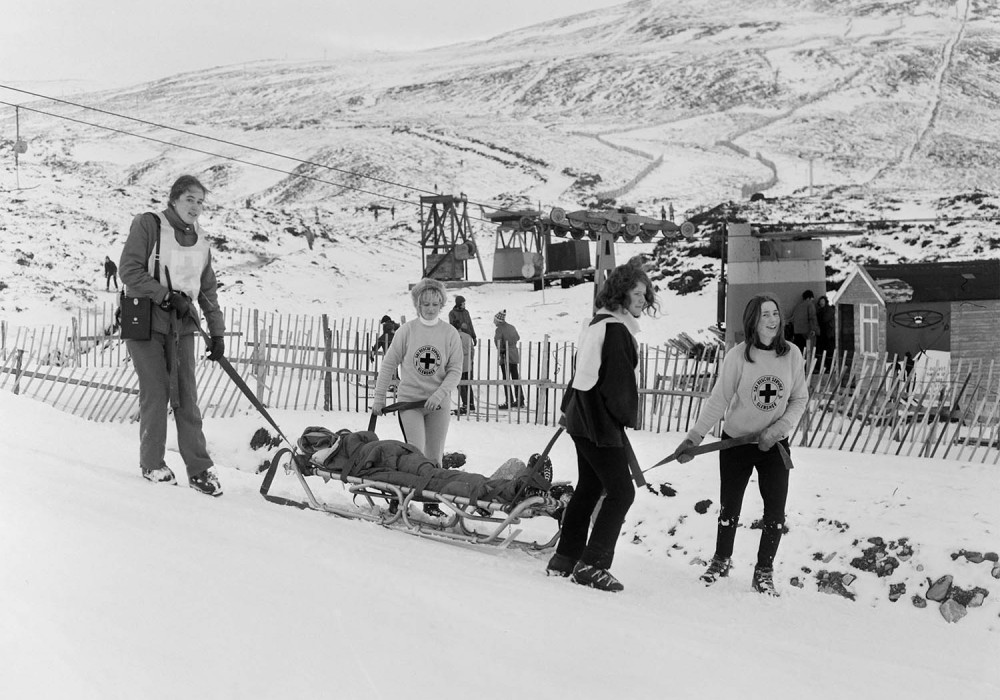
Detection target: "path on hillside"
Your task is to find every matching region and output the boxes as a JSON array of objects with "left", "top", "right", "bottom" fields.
[
  {"left": 579, "top": 13, "right": 928, "bottom": 202},
  {"left": 869, "top": 0, "right": 970, "bottom": 183}
]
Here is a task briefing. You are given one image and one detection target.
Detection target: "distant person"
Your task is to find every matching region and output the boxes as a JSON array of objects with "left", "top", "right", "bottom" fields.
[
  {"left": 372, "top": 278, "right": 463, "bottom": 515},
  {"left": 546, "top": 263, "right": 658, "bottom": 592},
  {"left": 815, "top": 295, "right": 836, "bottom": 371},
  {"left": 448, "top": 295, "right": 477, "bottom": 345},
  {"left": 791, "top": 289, "right": 819, "bottom": 353},
  {"left": 453, "top": 320, "right": 476, "bottom": 414},
  {"left": 895, "top": 351, "right": 917, "bottom": 394},
  {"left": 493, "top": 310, "right": 524, "bottom": 409},
  {"left": 671, "top": 293, "right": 808, "bottom": 596},
  {"left": 391, "top": 206, "right": 396, "bottom": 220},
  {"left": 104, "top": 255, "right": 119, "bottom": 291},
  {"left": 371, "top": 314, "right": 399, "bottom": 360},
  {"left": 118, "top": 174, "right": 226, "bottom": 497}
]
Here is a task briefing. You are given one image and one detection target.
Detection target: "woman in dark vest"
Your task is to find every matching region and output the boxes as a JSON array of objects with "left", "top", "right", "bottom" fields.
[{"left": 546, "top": 263, "right": 657, "bottom": 592}]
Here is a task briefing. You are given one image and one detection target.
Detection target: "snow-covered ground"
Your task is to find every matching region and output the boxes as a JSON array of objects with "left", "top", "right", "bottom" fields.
[{"left": 0, "top": 391, "right": 997, "bottom": 700}]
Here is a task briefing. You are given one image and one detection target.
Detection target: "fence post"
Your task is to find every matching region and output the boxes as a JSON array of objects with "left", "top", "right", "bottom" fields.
[
  {"left": 252, "top": 309, "right": 264, "bottom": 399},
  {"left": 14, "top": 349, "right": 24, "bottom": 395},
  {"left": 71, "top": 316, "right": 81, "bottom": 367},
  {"left": 535, "top": 334, "right": 550, "bottom": 423},
  {"left": 323, "top": 314, "right": 332, "bottom": 411}
]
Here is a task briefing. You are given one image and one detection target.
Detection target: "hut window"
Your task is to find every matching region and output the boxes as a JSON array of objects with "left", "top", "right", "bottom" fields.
[{"left": 861, "top": 304, "right": 879, "bottom": 353}]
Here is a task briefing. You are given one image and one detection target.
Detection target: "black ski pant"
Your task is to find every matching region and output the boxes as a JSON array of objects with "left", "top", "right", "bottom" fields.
[
  {"left": 556, "top": 435, "right": 635, "bottom": 570},
  {"left": 714, "top": 433, "right": 791, "bottom": 568}
]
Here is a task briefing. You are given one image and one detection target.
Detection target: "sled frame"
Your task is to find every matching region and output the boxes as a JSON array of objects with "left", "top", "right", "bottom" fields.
[{"left": 260, "top": 447, "right": 562, "bottom": 551}]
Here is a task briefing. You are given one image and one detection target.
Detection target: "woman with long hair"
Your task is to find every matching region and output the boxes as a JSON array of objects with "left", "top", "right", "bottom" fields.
[
  {"left": 546, "top": 263, "right": 658, "bottom": 592},
  {"left": 672, "top": 293, "right": 808, "bottom": 595}
]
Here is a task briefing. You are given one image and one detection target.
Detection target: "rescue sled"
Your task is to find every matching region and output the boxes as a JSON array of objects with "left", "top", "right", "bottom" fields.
[{"left": 259, "top": 401, "right": 569, "bottom": 551}]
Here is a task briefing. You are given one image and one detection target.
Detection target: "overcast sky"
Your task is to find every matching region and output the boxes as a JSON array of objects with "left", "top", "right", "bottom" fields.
[{"left": 1, "top": 0, "right": 623, "bottom": 92}]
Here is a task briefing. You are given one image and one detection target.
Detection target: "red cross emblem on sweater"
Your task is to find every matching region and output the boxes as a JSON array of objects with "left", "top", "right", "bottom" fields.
[
  {"left": 413, "top": 345, "right": 441, "bottom": 376},
  {"left": 752, "top": 375, "right": 783, "bottom": 412}
]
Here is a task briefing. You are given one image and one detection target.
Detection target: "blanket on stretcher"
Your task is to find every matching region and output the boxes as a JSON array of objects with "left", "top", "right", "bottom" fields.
[{"left": 302, "top": 429, "right": 548, "bottom": 506}]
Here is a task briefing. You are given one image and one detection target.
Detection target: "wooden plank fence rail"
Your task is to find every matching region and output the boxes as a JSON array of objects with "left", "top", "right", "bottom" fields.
[{"left": 2, "top": 307, "right": 998, "bottom": 464}]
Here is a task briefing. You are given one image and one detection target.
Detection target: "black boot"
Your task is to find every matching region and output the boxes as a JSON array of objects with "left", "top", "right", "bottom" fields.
[
  {"left": 752, "top": 565, "right": 780, "bottom": 596},
  {"left": 546, "top": 553, "right": 576, "bottom": 577},
  {"left": 699, "top": 556, "right": 732, "bottom": 585},
  {"left": 571, "top": 562, "right": 624, "bottom": 592}
]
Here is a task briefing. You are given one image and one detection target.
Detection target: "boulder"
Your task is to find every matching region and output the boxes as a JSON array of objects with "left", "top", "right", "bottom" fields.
[
  {"left": 992, "top": 563, "right": 1000, "bottom": 580},
  {"left": 958, "top": 550, "right": 984, "bottom": 564},
  {"left": 926, "top": 575, "right": 953, "bottom": 602},
  {"left": 816, "top": 570, "right": 856, "bottom": 601},
  {"left": 912, "top": 595, "right": 927, "bottom": 608},
  {"left": 694, "top": 499, "right": 712, "bottom": 514},
  {"left": 951, "top": 586, "right": 989, "bottom": 607},
  {"left": 888, "top": 582, "right": 906, "bottom": 602},
  {"left": 939, "top": 599, "right": 967, "bottom": 623},
  {"left": 984, "top": 552, "right": 999, "bottom": 563}
]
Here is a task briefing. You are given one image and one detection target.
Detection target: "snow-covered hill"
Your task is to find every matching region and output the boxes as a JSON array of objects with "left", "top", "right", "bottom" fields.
[{"left": 2, "top": 0, "right": 999, "bottom": 337}]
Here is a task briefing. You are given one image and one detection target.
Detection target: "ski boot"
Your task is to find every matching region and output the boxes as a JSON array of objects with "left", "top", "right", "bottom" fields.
[
  {"left": 141, "top": 464, "right": 176, "bottom": 485},
  {"left": 571, "top": 562, "right": 624, "bottom": 592},
  {"left": 752, "top": 565, "right": 780, "bottom": 597},
  {"left": 546, "top": 553, "right": 576, "bottom": 578},
  {"left": 189, "top": 468, "right": 223, "bottom": 497},
  {"left": 700, "top": 556, "right": 732, "bottom": 585}
]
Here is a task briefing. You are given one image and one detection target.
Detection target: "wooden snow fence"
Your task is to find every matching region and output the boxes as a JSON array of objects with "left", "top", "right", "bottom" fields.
[{"left": 1, "top": 308, "right": 998, "bottom": 464}]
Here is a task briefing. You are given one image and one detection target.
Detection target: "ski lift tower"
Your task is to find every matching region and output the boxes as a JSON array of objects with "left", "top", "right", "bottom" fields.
[{"left": 419, "top": 194, "right": 485, "bottom": 281}]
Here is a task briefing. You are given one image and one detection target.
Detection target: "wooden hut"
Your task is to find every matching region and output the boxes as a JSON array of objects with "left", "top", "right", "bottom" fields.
[{"left": 832, "top": 259, "right": 1000, "bottom": 392}]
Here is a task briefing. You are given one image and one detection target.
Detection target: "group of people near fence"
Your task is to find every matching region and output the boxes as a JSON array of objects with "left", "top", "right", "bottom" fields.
[{"left": 121, "top": 173, "right": 810, "bottom": 598}]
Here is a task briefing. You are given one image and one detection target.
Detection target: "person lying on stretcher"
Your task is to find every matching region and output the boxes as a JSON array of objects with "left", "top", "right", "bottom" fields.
[{"left": 295, "top": 426, "right": 573, "bottom": 515}]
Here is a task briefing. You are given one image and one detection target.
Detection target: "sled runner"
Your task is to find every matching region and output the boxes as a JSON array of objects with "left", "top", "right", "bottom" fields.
[{"left": 259, "top": 402, "right": 570, "bottom": 550}]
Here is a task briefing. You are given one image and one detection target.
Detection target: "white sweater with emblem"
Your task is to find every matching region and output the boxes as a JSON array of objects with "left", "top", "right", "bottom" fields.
[
  {"left": 686, "top": 342, "right": 809, "bottom": 444},
  {"left": 374, "top": 317, "right": 463, "bottom": 405}
]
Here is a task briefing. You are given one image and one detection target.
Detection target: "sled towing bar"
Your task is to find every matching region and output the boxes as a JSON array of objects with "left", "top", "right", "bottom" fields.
[{"left": 644, "top": 434, "right": 793, "bottom": 473}]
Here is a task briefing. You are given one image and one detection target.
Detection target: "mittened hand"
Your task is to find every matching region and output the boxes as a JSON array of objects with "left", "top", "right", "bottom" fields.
[
  {"left": 207, "top": 336, "right": 225, "bottom": 361},
  {"left": 674, "top": 438, "right": 697, "bottom": 463},
  {"left": 757, "top": 427, "right": 783, "bottom": 452}
]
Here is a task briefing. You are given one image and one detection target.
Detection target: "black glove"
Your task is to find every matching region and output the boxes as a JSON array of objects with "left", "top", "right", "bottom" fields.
[
  {"left": 207, "top": 336, "right": 225, "bottom": 362},
  {"left": 160, "top": 291, "right": 192, "bottom": 318}
]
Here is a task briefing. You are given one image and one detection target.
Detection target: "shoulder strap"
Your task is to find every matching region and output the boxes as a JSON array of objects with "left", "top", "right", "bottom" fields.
[
  {"left": 149, "top": 212, "right": 162, "bottom": 283},
  {"left": 589, "top": 313, "right": 614, "bottom": 326}
]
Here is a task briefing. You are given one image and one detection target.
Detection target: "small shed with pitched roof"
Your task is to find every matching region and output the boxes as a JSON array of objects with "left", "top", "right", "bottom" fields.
[{"left": 831, "top": 259, "right": 1000, "bottom": 380}]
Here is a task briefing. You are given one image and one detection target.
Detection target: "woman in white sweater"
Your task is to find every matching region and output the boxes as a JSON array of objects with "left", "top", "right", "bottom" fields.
[
  {"left": 673, "top": 293, "right": 808, "bottom": 596},
  {"left": 372, "top": 278, "right": 463, "bottom": 473}
]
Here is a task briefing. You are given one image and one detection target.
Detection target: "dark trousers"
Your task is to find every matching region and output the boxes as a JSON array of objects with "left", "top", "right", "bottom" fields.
[
  {"left": 106, "top": 273, "right": 118, "bottom": 290},
  {"left": 499, "top": 362, "right": 524, "bottom": 405},
  {"left": 556, "top": 435, "right": 636, "bottom": 569},
  {"left": 714, "top": 434, "right": 790, "bottom": 568},
  {"left": 459, "top": 370, "right": 474, "bottom": 410}
]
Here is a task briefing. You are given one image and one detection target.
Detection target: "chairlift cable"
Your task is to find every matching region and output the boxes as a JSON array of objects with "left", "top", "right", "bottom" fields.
[{"left": 0, "top": 84, "right": 520, "bottom": 222}]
